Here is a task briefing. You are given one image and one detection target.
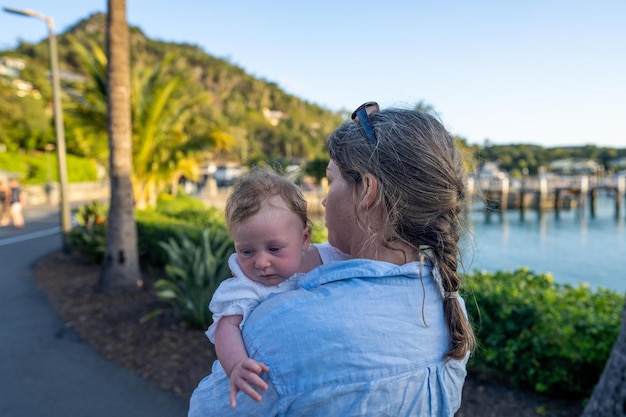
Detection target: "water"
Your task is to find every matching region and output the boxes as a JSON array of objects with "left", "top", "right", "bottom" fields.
[{"left": 463, "top": 195, "right": 626, "bottom": 293}]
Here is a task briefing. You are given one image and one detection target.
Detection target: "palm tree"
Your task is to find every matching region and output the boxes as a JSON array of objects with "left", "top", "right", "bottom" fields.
[
  {"left": 129, "top": 57, "right": 209, "bottom": 208},
  {"left": 581, "top": 302, "right": 626, "bottom": 416},
  {"left": 65, "top": 37, "right": 212, "bottom": 208},
  {"left": 64, "top": 37, "right": 109, "bottom": 168},
  {"left": 99, "top": 0, "right": 141, "bottom": 291}
]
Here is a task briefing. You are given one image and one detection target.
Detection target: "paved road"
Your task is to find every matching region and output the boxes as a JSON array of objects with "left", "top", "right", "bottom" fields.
[{"left": 0, "top": 204, "right": 189, "bottom": 417}]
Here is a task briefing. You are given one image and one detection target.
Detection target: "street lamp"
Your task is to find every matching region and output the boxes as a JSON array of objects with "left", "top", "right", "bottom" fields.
[{"left": 4, "top": 7, "right": 71, "bottom": 254}]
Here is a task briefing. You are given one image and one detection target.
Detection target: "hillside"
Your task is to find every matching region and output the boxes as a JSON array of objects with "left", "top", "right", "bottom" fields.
[
  {"left": 2, "top": 13, "right": 624, "bottom": 178},
  {"left": 0, "top": 13, "right": 344, "bottom": 162}
]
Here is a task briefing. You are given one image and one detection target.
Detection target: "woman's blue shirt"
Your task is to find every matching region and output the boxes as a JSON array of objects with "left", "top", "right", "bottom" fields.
[{"left": 189, "top": 258, "right": 469, "bottom": 416}]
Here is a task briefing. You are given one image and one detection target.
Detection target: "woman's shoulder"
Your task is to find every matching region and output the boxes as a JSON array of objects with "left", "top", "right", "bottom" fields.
[
  {"left": 312, "top": 241, "right": 350, "bottom": 263},
  {"left": 298, "top": 258, "right": 429, "bottom": 289}
]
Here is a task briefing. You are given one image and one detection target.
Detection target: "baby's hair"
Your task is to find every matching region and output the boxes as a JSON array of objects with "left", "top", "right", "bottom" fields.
[{"left": 225, "top": 166, "right": 310, "bottom": 231}]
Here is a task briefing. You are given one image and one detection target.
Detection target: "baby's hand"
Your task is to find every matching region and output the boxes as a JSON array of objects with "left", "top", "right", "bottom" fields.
[{"left": 229, "top": 358, "right": 269, "bottom": 408}]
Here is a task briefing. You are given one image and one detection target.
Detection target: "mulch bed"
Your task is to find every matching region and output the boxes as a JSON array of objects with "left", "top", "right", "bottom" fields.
[{"left": 33, "top": 251, "right": 585, "bottom": 416}]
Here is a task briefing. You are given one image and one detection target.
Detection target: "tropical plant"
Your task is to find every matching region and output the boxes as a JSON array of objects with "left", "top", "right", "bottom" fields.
[
  {"left": 63, "top": 36, "right": 109, "bottom": 166},
  {"left": 155, "top": 228, "right": 234, "bottom": 329},
  {"left": 130, "top": 56, "right": 210, "bottom": 208},
  {"left": 65, "top": 33, "right": 213, "bottom": 208}
]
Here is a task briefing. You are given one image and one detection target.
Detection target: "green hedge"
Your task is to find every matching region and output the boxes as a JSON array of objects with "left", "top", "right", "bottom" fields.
[
  {"left": 462, "top": 268, "right": 623, "bottom": 398},
  {"left": 137, "top": 194, "right": 230, "bottom": 266},
  {"left": 69, "top": 194, "right": 231, "bottom": 267},
  {"left": 0, "top": 151, "right": 98, "bottom": 184}
]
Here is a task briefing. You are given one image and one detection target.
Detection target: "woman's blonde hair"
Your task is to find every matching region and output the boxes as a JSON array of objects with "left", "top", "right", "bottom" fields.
[{"left": 327, "top": 108, "right": 475, "bottom": 360}]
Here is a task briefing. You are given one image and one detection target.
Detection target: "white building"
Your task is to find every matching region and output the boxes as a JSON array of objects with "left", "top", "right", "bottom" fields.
[{"left": 0, "top": 56, "right": 25, "bottom": 77}]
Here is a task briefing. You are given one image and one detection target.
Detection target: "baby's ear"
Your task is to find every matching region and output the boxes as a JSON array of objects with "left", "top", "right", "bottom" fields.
[{"left": 302, "top": 225, "right": 312, "bottom": 249}]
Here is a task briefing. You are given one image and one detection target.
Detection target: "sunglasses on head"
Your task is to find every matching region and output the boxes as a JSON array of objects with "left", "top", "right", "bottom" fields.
[{"left": 351, "top": 101, "right": 379, "bottom": 144}]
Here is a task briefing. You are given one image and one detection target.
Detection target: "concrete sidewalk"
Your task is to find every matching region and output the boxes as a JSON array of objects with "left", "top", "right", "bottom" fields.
[{"left": 0, "top": 205, "right": 189, "bottom": 417}]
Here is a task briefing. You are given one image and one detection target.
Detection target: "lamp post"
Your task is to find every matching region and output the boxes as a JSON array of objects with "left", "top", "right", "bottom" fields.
[{"left": 4, "top": 7, "right": 71, "bottom": 254}]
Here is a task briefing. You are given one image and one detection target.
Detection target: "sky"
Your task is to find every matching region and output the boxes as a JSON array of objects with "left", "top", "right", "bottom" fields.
[{"left": 1, "top": 1, "right": 625, "bottom": 148}]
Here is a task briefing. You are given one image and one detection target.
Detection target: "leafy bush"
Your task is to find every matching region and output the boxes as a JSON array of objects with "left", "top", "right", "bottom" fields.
[
  {"left": 462, "top": 268, "right": 623, "bottom": 398},
  {"left": 310, "top": 221, "right": 327, "bottom": 244},
  {"left": 304, "top": 157, "right": 330, "bottom": 185},
  {"left": 155, "top": 228, "right": 234, "bottom": 329},
  {"left": 68, "top": 200, "right": 108, "bottom": 262},
  {"left": 0, "top": 152, "right": 98, "bottom": 184},
  {"left": 135, "top": 209, "right": 201, "bottom": 267},
  {"left": 135, "top": 194, "right": 228, "bottom": 267},
  {"left": 154, "top": 192, "right": 208, "bottom": 215}
]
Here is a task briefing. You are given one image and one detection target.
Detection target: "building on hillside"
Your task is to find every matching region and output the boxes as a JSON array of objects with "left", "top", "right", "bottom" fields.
[
  {"left": 474, "top": 161, "right": 508, "bottom": 191},
  {"left": 549, "top": 158, "right": 601, "bottom": 175},
  {"left": 10, "top": 79, "right": 41, "bottom": 99},
  {"left": 608, "top": 157, "right": 626, "bottom": 171},
  {"left": 477, "top": 161, "right": 506, "bottom": 180},
  {"left": 0, "top": 56, "right": 25, "bottom": 77},
  {"left": 263, "top": 107, "right": 286, "bottom": 126}
]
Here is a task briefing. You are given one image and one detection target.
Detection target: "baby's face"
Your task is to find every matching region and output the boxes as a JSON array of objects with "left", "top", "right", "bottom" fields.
[{"left": 231, "top": 198, "right": 310, "bottom": 286}]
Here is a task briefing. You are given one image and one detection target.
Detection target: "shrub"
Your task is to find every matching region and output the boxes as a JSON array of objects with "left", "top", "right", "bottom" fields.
[
  {"left": 462, "top": 268, "right": 623, "bottom": 398},
  {"left": 310, "top": 221, "right": 327, "bottom": 244},
  {"left": 135, "top": 209, "right": 201, "bottom": 267},
  {"left": 154, "top": 228, "right": 234, "bottom": 329},
  {"left": 68, "top": 200, "right": 108, "bottom": 262},
  {"left": 154, "top": 192, "right": 208, "bottom": 215},
  {"left": 135, "top": 194, "right": 228, "bottom": 267},
  {"left": 0, "top": 152, "right": 98, "bottom": 184}
]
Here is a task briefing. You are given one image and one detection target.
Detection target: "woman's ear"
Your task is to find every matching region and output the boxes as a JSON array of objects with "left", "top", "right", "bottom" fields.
[{"left": 359, "top": 173, "right": 379, "bottom": 210}]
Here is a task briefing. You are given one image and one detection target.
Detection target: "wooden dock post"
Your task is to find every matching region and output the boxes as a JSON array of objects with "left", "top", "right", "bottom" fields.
[
  {"left": 500, "top": 176, "right": 509, "bottom": 211},
  {"left": 617, "top": 176, "right": 625, "bottom": 219},
  {"left": 590, "top": 187, "right": 598, "bottom": 218},
  {"left": 579, "top": 176, "right": 589, "bottom": 213},
  {"left": 519, "top": 180, "right": 526, "bottom": 221},
  {"left": 538, "top": 175, "right": 548, "bottom": 211}
]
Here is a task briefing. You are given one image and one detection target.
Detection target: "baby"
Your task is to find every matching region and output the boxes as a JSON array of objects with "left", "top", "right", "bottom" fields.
[{"left": 206, "top": 166, "right": 347, "bottom": 407}]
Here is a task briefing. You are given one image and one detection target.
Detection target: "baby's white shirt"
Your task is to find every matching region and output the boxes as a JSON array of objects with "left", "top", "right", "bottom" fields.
[{"left": 205, "top": 242, "right": 348, "bottom": 343}]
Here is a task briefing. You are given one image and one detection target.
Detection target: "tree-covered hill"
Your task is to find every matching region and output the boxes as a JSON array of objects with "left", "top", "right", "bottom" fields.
[
  {"left": 1, "top": 12, "right": 624, "bottom": 182},
  {"left": 1, "top": 12, "right": 344, "bottom": 163}
]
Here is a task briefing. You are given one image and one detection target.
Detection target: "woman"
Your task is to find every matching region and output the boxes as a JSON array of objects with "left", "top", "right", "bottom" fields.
[
  {"left": 189, "top": 102, "right": 475, "bottom": 416},
  {"left": 8, "top": 178, "right": 25, "bottom": 228}
]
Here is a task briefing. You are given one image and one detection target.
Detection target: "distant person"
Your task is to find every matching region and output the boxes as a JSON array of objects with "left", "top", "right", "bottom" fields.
[
  {"left": 189, "top": 103, "right": 475, "bottom": 416},
  {"left": 0, "top": 180, "right": 10, "bottom": 226},
  {"left": 207, "top": 166, "right": 348, "bottom": 408},
  {"left": 8, "top": 178, "right": 25, "bottom": 228}
]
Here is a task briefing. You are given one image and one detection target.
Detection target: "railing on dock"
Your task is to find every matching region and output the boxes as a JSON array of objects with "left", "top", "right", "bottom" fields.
[{"left": 470, "top": 174, "right": 626, "bottom": 219}]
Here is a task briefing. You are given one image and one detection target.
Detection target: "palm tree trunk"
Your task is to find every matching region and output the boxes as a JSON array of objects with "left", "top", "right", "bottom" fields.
[
  {"left": 581, "top": 300, "right": 626, "bottom": 416},
  {"left": 99, "top": 0, "right": 141, "bottom": 291}
]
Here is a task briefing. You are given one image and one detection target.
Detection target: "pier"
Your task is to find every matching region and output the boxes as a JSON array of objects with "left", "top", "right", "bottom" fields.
[{"left": 472, "top": 174, "right": 626, "bottom": 219}]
